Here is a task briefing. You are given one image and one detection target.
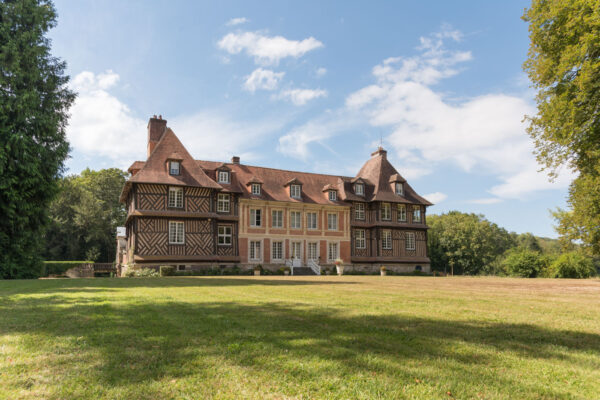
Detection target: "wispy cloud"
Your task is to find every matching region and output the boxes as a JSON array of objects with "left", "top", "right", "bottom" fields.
[
  {"left": 244, "top": 68, "right": 284, "bottom": 92},
  {"left": 278, "top": 88, "right": 327, "bottom": 105},
  {"left": 226, "top": 17, "right": 248, "bottom": 26},
  {"left": 217, "top": 31, "right": 323, "bottom": 65},
  {"left": 316, "top": 67, "right": 327, "bottom": 77},
  {"left": 424, "top": 192, "right": 447, "bottom": 204}
]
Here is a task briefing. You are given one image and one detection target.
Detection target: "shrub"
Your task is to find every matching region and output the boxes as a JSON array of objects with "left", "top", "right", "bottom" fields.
[
  {"left": 125, "top": 268, "right": 159, "bottom": 278},
  {"left": 42, "top": 261, "right": 93, "bottom": 277},
  {"left": 549, "top": 252, "right": 596, "bottom": 278},
  {"left": 502, "top": 249, "right": 545, "bottom": 278},
  {"left": 159, "top": 266, "right": 175, "bottom": 277}
]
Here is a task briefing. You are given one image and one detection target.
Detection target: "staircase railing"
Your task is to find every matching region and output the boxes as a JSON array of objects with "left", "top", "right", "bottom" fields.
[
  {"left": 285, "top": 259, "right": 294, "bottom": 276},
  {"left": 308, "top": 259, "right": 321, "bottom": 276}
]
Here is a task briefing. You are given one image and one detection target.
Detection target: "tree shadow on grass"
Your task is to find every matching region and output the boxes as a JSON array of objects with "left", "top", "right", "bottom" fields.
[{"left": 1, "top": 293, "right": 599, "bottom": 399}]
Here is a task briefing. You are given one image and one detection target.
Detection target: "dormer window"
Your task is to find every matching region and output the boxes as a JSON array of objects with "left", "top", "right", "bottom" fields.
[
  {"left": 290, "top": 184, "right": 301, "bottom": 199},
  {"left": 218, "top": 171, "right": 230, "bottom": 183},
  {"left": 328, "top": 190, "right": 337, "bottom": 201},
  {"left": 395, "top": 182, "right": 404, "bottom": 196},
  {"left": 354, "top": 183, "right": 364, "bottom": 196},
  {"left": 169, "top": 161, "right": 180, "bottom": 175},
  {"left": 251, "top": 183, "right": 261, "bottom": 195}
]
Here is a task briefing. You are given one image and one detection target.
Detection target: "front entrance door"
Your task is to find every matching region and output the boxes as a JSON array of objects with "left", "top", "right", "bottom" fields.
[{"left": 291, "top": 241, "right": 302, "bottom": 267}]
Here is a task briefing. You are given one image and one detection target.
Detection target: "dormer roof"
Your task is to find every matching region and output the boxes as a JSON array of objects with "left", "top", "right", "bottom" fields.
[{"left": 283, "top": 178, "right": 303, "bottom": 187}]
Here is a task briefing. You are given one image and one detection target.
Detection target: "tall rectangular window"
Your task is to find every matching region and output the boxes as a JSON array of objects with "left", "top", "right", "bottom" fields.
[
  {"left": 328, "top": 242, "right": 339, "bottom": 261},
  {"left": 395, "top": 182, "right": 403, "bottom": 195},
  {"left": 308, "top": 242, "right": 318, "bottom": 260},
  {"left": 397, "top": 204, "right": 407, "bottom": 222},
  {"left": 290, "top": 184, "right": 301, "bottom": 199},
  {"left": 306, "top": 212, "right": 317, "bottom": 230},
  {"left": 169, "top": 161, "right": 180, "bottom": 175},
  {"left": 327, "top": 213, "right": 338, "bottom": 230},
  {"left": 250, "top": 209, "right": 262, "bottom": 227},
  {"left": 251, "top": 183, "right": 261, "bottom": 195},
  {"left": 406, "top": 232, "right": 415, "bottom": 250},
  {"left": 217, "top": 193, "right": 230, "bottom": 213},
  {"left": 355, "top": 203, "right": 365, "bottom": 220},
  {"left": 272, "top": 241, "right": 283, "bottom": 260},
  {"left": 271, "top": 210, "right": 283, "bottom": 228},
  {"left": 290, "top": 211, "right": 302, "bottom": 229},
  {"left": 328, "top": 191, "right": 337, "bottom": 201},
  {"left": 168, "top": 187, "right": 183, "bottom": 208},
  {"left": 169, "top": 221, "right": 184, "bottom": 244},
  {"left": 381, "top": 203, "right": 391, "bottom": 220},
  {"left": 354, "top": 183, "right": 364, "bottom": 196},
  {"left": 218, "top": 171, "right": 229, "bottom": 183},
  {"left": 249, "top": 241, "right": 261, "bottom": 261},
  {"left": 382, "top": 230, "right": 392, "bottom": 250},
  {"left": 413, "top": 206, "right": 421, "bottom": 223},
  {"left": 218, "top": 225, "right": 232, "bottom": 246},
  {"left": 355, "top": 229, "right": 366, "bottom": 249}
]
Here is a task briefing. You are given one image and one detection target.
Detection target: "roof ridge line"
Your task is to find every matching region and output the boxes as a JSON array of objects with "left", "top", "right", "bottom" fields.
[{"left": 196, "top": 159, "right": 354, "bottom": 179}]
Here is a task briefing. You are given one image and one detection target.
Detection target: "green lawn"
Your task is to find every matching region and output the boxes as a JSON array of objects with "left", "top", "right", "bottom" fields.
[{"left": 1, "top": 276, "right": 599, "bottom": 399}]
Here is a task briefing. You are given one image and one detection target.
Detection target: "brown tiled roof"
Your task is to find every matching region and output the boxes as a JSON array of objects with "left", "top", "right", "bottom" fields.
[{"left": 127, "top": 161, "right": 145, "bottom": 174}]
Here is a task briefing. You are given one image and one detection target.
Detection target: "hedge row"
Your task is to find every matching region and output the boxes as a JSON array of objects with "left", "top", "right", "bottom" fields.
[{"left": 42, "top": 261, "right": 93, "bottom": 277}]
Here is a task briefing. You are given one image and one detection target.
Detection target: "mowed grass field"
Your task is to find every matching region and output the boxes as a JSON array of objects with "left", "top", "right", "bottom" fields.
[{"left": 1, "top": 276, "right": 599, "bottom": 400}]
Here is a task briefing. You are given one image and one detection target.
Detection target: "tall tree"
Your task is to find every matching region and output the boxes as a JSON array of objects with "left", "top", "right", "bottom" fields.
[
  {"left": 523, "top": 0, "right": 600, "bottom": 254},
  {"left": 0, "top": 0, "right": 75, "bottom": 278}
]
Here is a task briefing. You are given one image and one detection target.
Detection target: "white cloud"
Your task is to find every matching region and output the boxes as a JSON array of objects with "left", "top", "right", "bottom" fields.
[
  {"left": 424, "top": 192, "right": 447, "bottom": 204},
  {"left": 468, "top": 198, "right": 503, "bottom": 205},
  {"left": 226, "top": 17, "right": 248, "bottom": 26},
  {"left": 316, "top": 67, "right": 327, "bottom": 77},
  {"left": 217, "top": 31, "right": 323, "bottom": 65},
  {"left": 244, "top": 68, "right": 285, "bottom": 92},
  {"left": 278, "top": 88, "right": 327, "bottom": 105},
  {"left": 67, "top": 70, "right": 146, "bottom": 167}
]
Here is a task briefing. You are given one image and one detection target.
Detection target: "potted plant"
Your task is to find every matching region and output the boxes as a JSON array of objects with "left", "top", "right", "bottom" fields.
[
  {"left": 380, "top": 266, "right": 387, "bottom": 276},
  {"left": 253, "top": 265, "right": 262, "bottom": 276},
  {"left": 334, "top": 258, "right": 344, "bottom": 275},
  {"left": 283, "top": 266, "right": 290, "bottom": 276}
]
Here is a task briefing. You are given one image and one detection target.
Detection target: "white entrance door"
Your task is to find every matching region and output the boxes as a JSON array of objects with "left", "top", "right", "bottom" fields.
[{"left": 291, "top": 241, "right": 302, "bottom": 267}]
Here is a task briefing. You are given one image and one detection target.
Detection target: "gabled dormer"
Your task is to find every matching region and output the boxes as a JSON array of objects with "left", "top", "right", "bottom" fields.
[
  {"left": 389, "top": 174, "right": 406, "bottom": 196},
  {"left": 322, "top": 184, "right": 338, "bottom": 201},
  {"left": 166, "top": 152, "right": 183, "bottom": 176},
  {"left": 284, "top": 178, "right": 302, "bottom": 199},
  {"left": 351, "top": 177, "right": 366, "bottom": 196},
  {"left": 246, "top": 176, "right": 264, "bottom": 196},
  {"left": 216, "top": 164, "right": 231, "bottom": 184}
]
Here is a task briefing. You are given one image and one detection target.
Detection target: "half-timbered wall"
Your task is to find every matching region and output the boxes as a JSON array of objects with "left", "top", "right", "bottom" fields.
[
  {"left": 350, "top": 228, "right": 427, "bottom": 258},
  {"left": 135, "top": 184, "right": 212, "bottom": 213},
  {"left": 351, "top": 202, "right": 426, "bottom": 225}
]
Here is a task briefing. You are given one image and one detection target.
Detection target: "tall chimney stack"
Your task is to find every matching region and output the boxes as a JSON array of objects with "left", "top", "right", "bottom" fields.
[
  {"left": 147, "top": 115, "right": 167, "bottom": 158},
  {"left": 231, "top": 156, "right": 240, "bottom": 164}
]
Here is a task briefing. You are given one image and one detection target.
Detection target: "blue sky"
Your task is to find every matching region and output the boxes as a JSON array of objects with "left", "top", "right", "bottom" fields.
[{"left": 49, "top": 0, "right": 571, "bottom": 238}]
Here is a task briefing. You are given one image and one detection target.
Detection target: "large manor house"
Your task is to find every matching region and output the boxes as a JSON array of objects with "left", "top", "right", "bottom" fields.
[{"left": 117, "top": 116, "right": 432, "bottom": 274}]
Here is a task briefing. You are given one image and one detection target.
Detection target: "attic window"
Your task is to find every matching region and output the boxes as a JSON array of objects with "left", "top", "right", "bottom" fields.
[
  {"left": 218, "top": 171, "right": 230, "bottom": 183},
  {"left": 354, "top": 183, "right": 364, "bottom": 196},
  {"left": 290, "top": 184, "right": 301, "bottom": 199},
  {"left": 395, "top": 182, "right": 404, "bottom": 196},
  {"left": 328, "top": 191, "right": 337, "bottom": 201},
  {"left": 169, "top": 161, "right": 180, "bottom": 175},
  {"left": 251, "top": 183, "right": 261, "bottom": 195}
]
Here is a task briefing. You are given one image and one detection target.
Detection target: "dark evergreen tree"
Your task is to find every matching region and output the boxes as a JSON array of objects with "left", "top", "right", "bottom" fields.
[{"left": 0, "top": 0, "right": 75, "bottom": 278}]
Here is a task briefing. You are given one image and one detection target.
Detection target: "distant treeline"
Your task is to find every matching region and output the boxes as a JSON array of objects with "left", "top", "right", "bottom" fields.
[{"left": 428, "top": 211, "right": 597, "bottom": 278}]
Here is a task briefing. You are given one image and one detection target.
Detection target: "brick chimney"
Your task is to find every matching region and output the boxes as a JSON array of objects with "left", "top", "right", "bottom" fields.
[
  {"left": 231, "top": 156, "right": 240, "bottom": 164},
  {"left": 371, "top": 146, "right": 387, "bottom": 159},
  {"left": 147, "top": 115, "right": 167, "bottom": 158}
]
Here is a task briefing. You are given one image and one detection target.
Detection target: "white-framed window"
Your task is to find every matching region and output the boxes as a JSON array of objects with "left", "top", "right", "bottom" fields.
[
  {"left": 381, "top": 202, "right": 391, "bottom": 220},
  {"left": 251, "top": 183, "right": 261, "bottom": 195},
  {"left": 169, "top": 161, "right": 180, "bottom": 176},
  {"left": 382, "top": 230, "right": 392, "bottom": 250},
  {"left": 249, "top": 241, "right": 261, "bottom": 261},
  {"left": 355, "top": 203, "right": 365, "bottom": 220},
  {"left": 406, "top": 232, "right": 415, "bottom": 250},
  {"left": 354, "top": 183, "right": 364, "bottom": 196},
  {"left": 306, "top": 212, "right": 317, "bottom": 230},
  {"left": 217, "top": 193, "right": 230, "bottom": 213},
  {"left": 271, "top": 209, "right": 283, "bottom": 228},
  {"left": 308, "top": 242, "right": 318, "bottom": 260},
  {"left": 250, "top": 208, "right": 262, "bottom": 227},
  {"left": 329, "top": 191, "right": 337, "bottom": 201},
  {"left": 398, "top": 204, "right": 407, "bottom": 222},
  {"left": 290, "top": 211, "right": 302, "bottom": 229},
  {"left": 168, "top": 187, "right": 183, "bottom": 208},
  {"left": 395, "top": 182, "right": 404, "bottom": 196},
  {"left": 218, "top": 225, "right": 232, "bottom": 246},
  {"left": 272, "top": 241, "right": 283, "bottom": 260},
  {"left": 290, "top": 184, "right": 301, "bottom": 199},
  {"left": 413, "top": 206, "right": 422, "bottom": 223},
  {"left": 328, "top": 242, "right": 339, "bottom": 261},
  {"left": 327, "top": 213, "right": 338, "bottom": 231},
  {"left": 355, "top": 229, "right": 366, "bottom": 249},
  {"left": 218, "top": 170, "right": 230, "bottom": 183},
  {"left": 169, "top": 221, "right": 184, "bottom": 244}
]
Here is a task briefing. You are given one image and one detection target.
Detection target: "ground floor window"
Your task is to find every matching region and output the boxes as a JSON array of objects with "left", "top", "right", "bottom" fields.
[
  {"left": 169, "top": 221, "right": 184, "bottom": 244},
  {"left": 328, "top": 242, "right": 339, "bottom": 261},
  {"left": 218, "top": 225, "right": 232, "bottom": 246},
  {"left": 406, "top": 232, "right": 415, "bottom": 250},
  {"left": 308, "top": 242, "right": 318, "bottom": 260},
  {"left": 382, "top": 230, "right": 392, "bottom": 250},
  {"left": 249, "top": 241, "right": 261, "bottom": 261},
  {"left": 272, "top": 241, "right": 283, "bottom": 260}
]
